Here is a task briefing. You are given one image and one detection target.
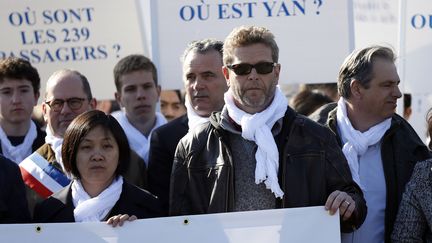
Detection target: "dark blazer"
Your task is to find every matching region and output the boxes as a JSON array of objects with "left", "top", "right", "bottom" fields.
[
  {"left": 33, "top": 180, "right": 162, "bottom": 223},
  {"left": 0, "top": 155, "right": 30, "bottom": 223},
  {"left": 148, "top": 114, "right": 188, "bottom": 215}
]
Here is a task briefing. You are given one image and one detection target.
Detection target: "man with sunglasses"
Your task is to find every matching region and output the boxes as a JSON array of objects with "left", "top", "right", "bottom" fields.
[{"left": 170, "top": 26, "right": 366, "bottom": 232}]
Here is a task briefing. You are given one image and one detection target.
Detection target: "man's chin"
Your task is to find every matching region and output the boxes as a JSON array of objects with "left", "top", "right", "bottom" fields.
[
  {"left": 194, "top": 108, "right": 211, "bottom": 117},
  {"left": 57, "top": 124, "right": 71, "bottom": 136}
]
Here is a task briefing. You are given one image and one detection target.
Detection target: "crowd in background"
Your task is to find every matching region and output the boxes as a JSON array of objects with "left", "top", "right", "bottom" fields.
[{"left": 1, "top": 25, "right": 432, "bottom": 243}]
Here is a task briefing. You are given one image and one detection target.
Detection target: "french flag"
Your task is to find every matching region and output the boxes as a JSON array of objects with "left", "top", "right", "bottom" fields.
[{"left": 19, "top": 152, "right": 70, "bottom": 198}]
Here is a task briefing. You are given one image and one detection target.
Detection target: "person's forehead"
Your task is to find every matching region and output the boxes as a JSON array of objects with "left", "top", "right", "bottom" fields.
[
  {"left": 371, "top": 58, "right": 399, "bottom": 81},
  {"left": 83, "top": 125, "right": 115, "bottom": 141},
  {"left": 161, "top": 90, "right": 180, "bottom": 103},
  {"left": 231, "top": 43, "right": 273, "bottom": 62},
  {"left": 119, "top": 70, "right": 155, "bottom": 87},
  {"left": 0, "top": 77, "right": 33, "bottom": 88},
  {"left": 45, "top": 74, "right": 86, "bottom": 99},
  {"left": 183, "top": 50, "right": 222, "bottom": 69}
]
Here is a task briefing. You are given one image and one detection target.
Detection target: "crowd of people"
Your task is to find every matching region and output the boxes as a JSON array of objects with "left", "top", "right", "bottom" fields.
[{"left": 1, "top": 25, "right": 431, "bottom": 242}]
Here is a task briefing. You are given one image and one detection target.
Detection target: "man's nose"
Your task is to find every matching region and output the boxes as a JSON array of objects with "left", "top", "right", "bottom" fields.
[
  {"left": 394, "top": 85, "right": 402, "bottom": 98},
  {"left": 193, "top": 79, "right": 205, "bottom": 90},
  {"left": 11, "top": 91, "right": 22, "bottom": 103},
  {"left": 60, "top": 101, "right": 72, "bottom": 114},
  {"left": 247, "top": 68, "right": 259, "bottom": 80},
  {"left": 137, "top": 87, "right": 146, "bottom": 99}
]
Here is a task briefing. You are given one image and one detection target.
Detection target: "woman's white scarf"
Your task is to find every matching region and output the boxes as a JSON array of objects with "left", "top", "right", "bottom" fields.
[
  {"left": 185, "top": 94, "right": 210, "bottom": 131},
  {"left": 45, "top": 127, "right": 66, "bottom": 171},
  {"left": 113, "top": 111, "right": 166, "bottom": 163},
  {"left": 336, "top": 97, "right": 391, "bottom": 189},
  {"left": 72, "top": 176, "right": 123, "bottom": 222},
  {"left": 224, "top": 86, "right": 288, "bottom": 198},
  {"left": 0, "top": 120, "right": 37, "bottom": 163}
]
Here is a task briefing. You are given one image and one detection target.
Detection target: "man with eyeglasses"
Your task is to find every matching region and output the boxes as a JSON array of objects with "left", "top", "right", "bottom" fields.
[
  {"left": 19, "top": 69, "right": 97, "bottom": 214},
  {"left": 22, "top": 69, "right": 147, "bottom": 214},
  {"left": 169, "top": 26, "right": 366, "bottom": 232}
]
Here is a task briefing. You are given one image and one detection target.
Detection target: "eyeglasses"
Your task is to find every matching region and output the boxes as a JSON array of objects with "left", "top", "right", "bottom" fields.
[
  {"left": 44, "top": 98, "right": 87, "bottom": 112},
  {"left": 226, "top": 62, "right": 277, "bottom": 75}
]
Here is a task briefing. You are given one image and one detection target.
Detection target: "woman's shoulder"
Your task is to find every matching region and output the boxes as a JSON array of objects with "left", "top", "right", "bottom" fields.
[
  {"left": 33, "top": 185, "right": 74, "bottom": 223},
  {"left": 413, "top": 159, "right": 432, "bottom": 177},
  {"left": 407, "top": 159, "right": 432, "bottom": 191},
  {"left": 120, "top": 181, "right": 162, "bottom": 216}
]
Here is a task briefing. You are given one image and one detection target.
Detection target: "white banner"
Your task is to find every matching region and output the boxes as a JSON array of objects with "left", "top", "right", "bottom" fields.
[
  {"left": 353, "top": 0, "right": 399, "bottom": 49},
  {"left": 151, "top": 0, "right": 354, "bottom": 89},
  {"left": 0, "top": 206, "right": 340, "bottom": 243},
  {"left": 0, "top": 0, "right": 146, "bottom": 100}
]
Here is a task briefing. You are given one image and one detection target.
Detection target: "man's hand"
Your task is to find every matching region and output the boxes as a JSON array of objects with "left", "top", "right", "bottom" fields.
[
  {"left": 106, "top": 214, "right": 137, "bottom": 227},
  {"left": 325, "top": 190, "right": 355, "bottom": 221}
]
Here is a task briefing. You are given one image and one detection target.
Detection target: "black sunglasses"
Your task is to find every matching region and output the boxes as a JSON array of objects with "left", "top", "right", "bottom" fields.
[{"left": 227, "top": 62, "right": 277, "bottom": 75}]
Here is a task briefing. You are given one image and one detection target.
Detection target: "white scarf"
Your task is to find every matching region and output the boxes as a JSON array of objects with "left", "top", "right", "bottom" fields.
[
  {"left": 185, "top": 94, "right": 210, "bottom": 131},
  {"left": 113, "top": 110, "right": 166, "bottom": 164},
  {"left": 336, "top": 97, "right": 391, "bottom": 189},
  {"left": 0, "top": 120, "right": 37, "bottom": 163},
  {"left": 45, "top": 126, "right": 66, "bottom": 172},
  {"left": 72, "top": 176, "right": 123, "bottom": 222},
  {"left": 224, "top": 86, "right": 288, "bottom": 198}
]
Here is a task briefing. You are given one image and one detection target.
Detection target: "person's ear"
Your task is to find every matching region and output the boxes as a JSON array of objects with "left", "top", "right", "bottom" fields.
[
  {"left": 273, "top": 63, "right": 281, "bottom": 85},
  {"left": 89, "top": 98, "right": 97, "bottom": 109},
  {"left": 222, "top": 66, "right": 230, "bottom": 87},
  {"left": 156, "top": 85, "right": 161, "bottom": 97},
  {"left": 33, "top": 91, "right": 40, "bottom": 105},
  {"left": 350, "top": 79, "right": 362, "bottom": 98},
  {"left": 42, "top": 102, "right": 48, "bottom": 122},
  {"left": 115, "top": 92, "right": 123, "bottom": 107}
]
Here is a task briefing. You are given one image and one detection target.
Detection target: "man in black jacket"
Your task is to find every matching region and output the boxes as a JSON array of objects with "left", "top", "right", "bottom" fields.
[
  {"left": 170, "top": 26, "right": 367, "bottom": 232},
  {"left": 311, "top": 45, "right": 431, "bottom": 243},
  {"left": 148, "top": 39, "right": 227, "bottom": 214}
]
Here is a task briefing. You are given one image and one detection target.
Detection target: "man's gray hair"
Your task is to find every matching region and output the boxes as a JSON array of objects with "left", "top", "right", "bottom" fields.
[
  {"left": 338, "top": 45, "right": 396, "bottom": 99},
  {"left": 181, "top": 38, "right": 223, "bottom": 63}
]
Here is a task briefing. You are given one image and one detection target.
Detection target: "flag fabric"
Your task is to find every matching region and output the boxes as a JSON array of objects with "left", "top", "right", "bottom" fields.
[{"left": 19, "top": 152, "right": 70, "bottom": 198}]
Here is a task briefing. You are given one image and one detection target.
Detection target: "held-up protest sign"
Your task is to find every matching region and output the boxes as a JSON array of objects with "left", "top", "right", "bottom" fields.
[
  {"left": 149, "top": 0, "right": 354, "bottom": 89},
  {"left": 0, "top": 0, "right": 145, "bottom": 100}
]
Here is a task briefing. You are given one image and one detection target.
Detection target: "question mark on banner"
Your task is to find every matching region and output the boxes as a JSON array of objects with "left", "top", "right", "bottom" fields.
[
  {"left": 112, "top": 44, "right": 121, "bottom": 58},
  {"left": 314, "top": 0, "right": 323, "bottom": 15}
]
